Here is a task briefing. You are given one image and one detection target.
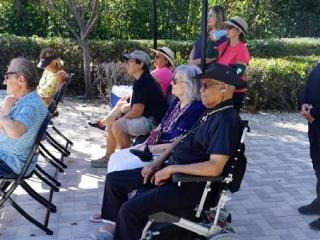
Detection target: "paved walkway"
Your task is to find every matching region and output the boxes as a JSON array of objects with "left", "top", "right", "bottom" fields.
[{"left": 0, "top": 98, "right": 318, "bottom": 240}]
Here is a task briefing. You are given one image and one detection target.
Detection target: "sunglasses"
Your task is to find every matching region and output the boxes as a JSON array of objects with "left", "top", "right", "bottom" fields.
[
  {"left": 4, "top": 71, "right": 18, "bottom": 81},
  {"left": 226, "top": 25, "right": 236, "bottom": 30},
  {"left": 200, "top": 82, "right": 223, "bottom": 90},
  {"left": 172, "top": 77, "right": 186, "bottom": 85}
]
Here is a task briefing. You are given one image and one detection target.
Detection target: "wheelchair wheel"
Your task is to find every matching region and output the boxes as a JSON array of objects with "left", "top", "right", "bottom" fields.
[{"left": 208, "top": 233, "right": 241, "bottom": 240}]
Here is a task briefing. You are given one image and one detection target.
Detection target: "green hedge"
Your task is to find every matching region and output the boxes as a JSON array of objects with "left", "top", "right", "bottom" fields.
[
  {"left": 1, "top": 34, "right": 319, "bottom": 110},
  {"left": 246, "top": 56, "right": 319, "bottom": 110}
]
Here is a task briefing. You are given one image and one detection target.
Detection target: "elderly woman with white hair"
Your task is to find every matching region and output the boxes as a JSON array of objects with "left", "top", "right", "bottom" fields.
[{"left": 90, "top": 64, "right": 206, "bottom": 224}]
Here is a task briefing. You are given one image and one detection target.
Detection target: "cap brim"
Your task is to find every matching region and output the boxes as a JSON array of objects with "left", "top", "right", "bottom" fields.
[
  {"left": 37, "top": 61, "right": 49, "bottom": 69},
  {"left": 225, "top": 21, "right": 246, "bottom": 36},
  {"left": 195, "top": 72, "right": 247, "bottom": 89},
  {"left": 150, "top": 49, "right": 175, "bottom": 68}
]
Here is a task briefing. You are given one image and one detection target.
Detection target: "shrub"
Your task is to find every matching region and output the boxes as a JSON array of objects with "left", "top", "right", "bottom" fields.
[
  {"left": 1, "top": 33, "right": 320, "bottom": 110},
  {"left": 94, "top": 62, "right": 134, "bottom": 103},
  {"left": 246, "top": 56, "right": 319, "bottom": 110}
]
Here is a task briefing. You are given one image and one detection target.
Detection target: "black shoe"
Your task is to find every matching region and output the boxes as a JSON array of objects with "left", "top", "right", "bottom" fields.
[
  {"left": 88, "top": 121, "right": 105, "bottom": 130},
  {"left": 310, "top": 218, "right": 320, "bottom": 230},
  {"left": 298, "top": 202, "right": 320, "bottom": 215}
]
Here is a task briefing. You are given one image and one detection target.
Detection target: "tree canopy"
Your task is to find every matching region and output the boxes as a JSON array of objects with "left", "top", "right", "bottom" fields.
[{"left": 1, "top": 0, "right": 320, "bottom": 40}]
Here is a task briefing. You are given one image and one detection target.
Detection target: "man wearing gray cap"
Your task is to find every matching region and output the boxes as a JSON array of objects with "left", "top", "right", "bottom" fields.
[{"left": 91, "top": 50, "right": 168, "bottom": 168}]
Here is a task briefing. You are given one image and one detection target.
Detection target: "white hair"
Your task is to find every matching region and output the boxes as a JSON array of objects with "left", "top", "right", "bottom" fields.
[{"left": 173, "top": 64, "right": 202, "bottom": 102}]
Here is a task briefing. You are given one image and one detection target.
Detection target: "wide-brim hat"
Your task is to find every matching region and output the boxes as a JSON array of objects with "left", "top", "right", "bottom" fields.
[
  {"left": 123, "top": 50, "right": 151, "bottom": 67},
  {"left": 37, "top": 55, "right": 57, "bottom": 69},
  {"left": 225, "top": 16, "right": 248, "bottom": 36},
  {"left": 150, "top": 47, "right": 175, "bottom": 68},
  {"left": 195, "top": 63, "right": 247, "bottom": 89}
]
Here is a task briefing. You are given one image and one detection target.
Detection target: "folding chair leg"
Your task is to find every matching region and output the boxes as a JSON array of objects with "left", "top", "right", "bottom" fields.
[
  {"left": 39, "top": 147, "right": 66, "bottom": 172},
  {"left": 7, "top": 197, "right": 53, "bottom": 235},
  {"left": 35, "top": 165, "right": 61, "bottom": 187},
  {"left": 20, "top": 181, "right": 57, "bottom": 213},
  {"left": 46, "top": 133, "right": 70, "bottom": 157},
  {"left": 33, "top": 169, "right": 60, "bottom": 192},
  {"left": 51, "top": 125, "right": 74, "bottom": 146},
  {"left": 39, "top": 143, "right": 67, "bottom": 169}
]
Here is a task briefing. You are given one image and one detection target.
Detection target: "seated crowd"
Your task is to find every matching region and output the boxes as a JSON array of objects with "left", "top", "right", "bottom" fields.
[
  {"left": 0, "top": 5, "right": 251, "bottom": 240},
  {"left": 87, "top": 9, "right": 251, "bottom": 240}
]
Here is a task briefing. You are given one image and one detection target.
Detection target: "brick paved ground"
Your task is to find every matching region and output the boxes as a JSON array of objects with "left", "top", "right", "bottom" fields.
[{"left": 0, "top": 98, "right": 318, "bottom": 240}]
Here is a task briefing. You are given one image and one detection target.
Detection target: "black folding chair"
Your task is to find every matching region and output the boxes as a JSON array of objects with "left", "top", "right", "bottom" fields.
[
  {"left": 46, "top": 74, "right": 74, "bottom": 154},
  {"left": 34, "top": 75, "right": 74, "bottom": 192},
  {"left": 141, "top": 120, "right": 250, "bottom": 240},
  {"left": 0, "top": 113, "right": 55, "bottom": 235}
]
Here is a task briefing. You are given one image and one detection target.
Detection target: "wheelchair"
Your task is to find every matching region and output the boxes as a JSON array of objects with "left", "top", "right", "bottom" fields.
[{"left": 140, "top": 120, "right": 250, "bottom": 240}]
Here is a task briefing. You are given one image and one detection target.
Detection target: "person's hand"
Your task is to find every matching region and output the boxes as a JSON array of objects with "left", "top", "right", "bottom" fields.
[
  {"left": 141, "top": 161, "right": 161, "bottom": 184},
  {"left": 153, "top": 166, "right": 174, "bottom": 186},
  {"left": 1, "top": 95, "right": 18, "bottom": 115},
  {"left": 120, "top": 95, "right": 130, "bottom": 101},
  {"left": 301, "top": 104, "right": 309, "bottom": 115},
  {"left": 305, "top": 106, "right": 315, "bottom": 123}
]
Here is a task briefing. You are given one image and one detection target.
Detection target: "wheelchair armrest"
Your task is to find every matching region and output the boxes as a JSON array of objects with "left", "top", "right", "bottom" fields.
[{"left": 172, "top": 173, "right": 224, "bottom": 183}]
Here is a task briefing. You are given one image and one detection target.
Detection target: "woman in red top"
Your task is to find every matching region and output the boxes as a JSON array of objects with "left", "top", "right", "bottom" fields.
[{"left": 217, "top": 16, "right": 250, "bottom": 113}]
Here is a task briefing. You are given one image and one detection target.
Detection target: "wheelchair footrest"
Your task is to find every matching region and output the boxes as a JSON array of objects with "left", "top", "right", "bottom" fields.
[{"left": 148, "top": 212, "right": 180, "bottom": 223}]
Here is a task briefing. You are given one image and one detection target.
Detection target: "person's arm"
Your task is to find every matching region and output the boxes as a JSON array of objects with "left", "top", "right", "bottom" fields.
[
  {"left": 189, "top": 46, "right": 196, "bottom": 62},
  {"left": 150, "top": 143, "right": 171, "bottom": 154},
  {"left": 310, "top": 104, "right": 320, "bottom": 119},
  {"left": 0, "top": 96, "right": 17, "bottom": 116},
  {"left": 141, "top": 137, "right": 182, "bottom": 184},
  {"left": 0, "top": 116, "right": 27, "bottom": 139},
  {"left": 123, "top": 103, "right": 144, "bottom": 119},
  {"left": 55, "top": 71, "right": 67, "bottom": 91},
  {"left": 154, "top": 154, "right": 229, "bottom": 186}
]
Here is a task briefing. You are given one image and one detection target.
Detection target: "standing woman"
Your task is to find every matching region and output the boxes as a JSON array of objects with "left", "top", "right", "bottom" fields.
[
  {"left": 151, "top": 46, "right": 175, "bottom": 95},
  {"left": 189, "top": 5, "right": 227, "bottom": 66},
  {"left": 37, "top": 48, "right": 67, "bottom": 106},
  {"left": 217, "top": 16, "right": 250, "bottom": 113}
]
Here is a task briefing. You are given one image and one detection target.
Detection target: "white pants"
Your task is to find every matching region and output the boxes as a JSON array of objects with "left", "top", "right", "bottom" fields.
[{"left": 107, "top": 147, "right": 149, "bottom": 173}]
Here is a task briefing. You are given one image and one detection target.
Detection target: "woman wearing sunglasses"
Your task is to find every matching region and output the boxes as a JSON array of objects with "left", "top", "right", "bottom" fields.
[
  {"left": 90, "top": 64, "right": 206, "bottom": 226},
  {"left": 151, "top": 47, "right": 175, "bottom": 95},
  {"left": 189, "top": 5, "right": 227, "bottom": 66},
  {"left": 217, "top": 16, "right": 251, "bottom": 113}
]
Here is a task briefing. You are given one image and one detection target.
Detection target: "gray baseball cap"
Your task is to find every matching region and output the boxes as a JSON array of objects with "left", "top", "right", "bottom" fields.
[{"left": 123, "top": 50, "right": 151, "bottom": 67}]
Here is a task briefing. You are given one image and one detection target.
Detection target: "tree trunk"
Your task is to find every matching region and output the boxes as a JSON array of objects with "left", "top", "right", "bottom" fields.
[{"left": 80, "top": 41, "right": 92, "bottom": 98}]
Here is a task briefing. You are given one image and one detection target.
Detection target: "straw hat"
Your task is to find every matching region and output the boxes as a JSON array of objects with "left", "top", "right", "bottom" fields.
[
  {"left": 150, "top": 47, "right": 175, "bottom": 68},
  {"left": 225, "top": 16, "right": 248, "bottom": 36}
]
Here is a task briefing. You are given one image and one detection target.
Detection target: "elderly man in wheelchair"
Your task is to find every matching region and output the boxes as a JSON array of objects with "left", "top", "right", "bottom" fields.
[{"left": 95, "top": 63, "right": 248, "bottom": 240}]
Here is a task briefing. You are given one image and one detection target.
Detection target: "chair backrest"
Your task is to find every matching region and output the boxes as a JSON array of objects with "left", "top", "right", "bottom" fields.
[
  {"left": 222, "top": 120, "right": 249, "bottom": 193},
  {"left": 0, "top": 112, "right": 52, "bottom": 204},
  {"left": 48, "top": 74, "right": 74, "bottom": 113}
]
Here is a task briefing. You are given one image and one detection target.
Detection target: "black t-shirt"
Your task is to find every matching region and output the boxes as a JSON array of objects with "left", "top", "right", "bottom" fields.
[
  {"left": 171, "top": 100, "right": 241, "bottom": 165},
  {"left": 131, "top": 71, "right": 168, "bottom": 123}
]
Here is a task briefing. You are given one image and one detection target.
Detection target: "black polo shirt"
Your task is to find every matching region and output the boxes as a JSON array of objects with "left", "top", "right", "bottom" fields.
[
  {"left": 171, "top": 100, "right": 241, "bottom": 165},
  {"left": 131, "top": 71, "right": 168, "bottom": 123}
]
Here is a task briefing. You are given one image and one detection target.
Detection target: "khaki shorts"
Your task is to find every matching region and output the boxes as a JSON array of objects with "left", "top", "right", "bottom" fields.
[{"left": 117, "top": 117, "right": 154, "bottom": 136}]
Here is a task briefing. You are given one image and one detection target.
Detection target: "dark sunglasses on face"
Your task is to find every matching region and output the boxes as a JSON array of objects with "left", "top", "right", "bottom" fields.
[
  {"left": 226, "top": 25, "right": 236, "bottom": 30},
  {"left": 4, "top": 71, "right": 18, "bottom": 81},
  {"left": 200, "top": 82, "right": 223, "bottom": 90},
  {"left": 172, "top": 77, "right": 186, "bottom": 85}
]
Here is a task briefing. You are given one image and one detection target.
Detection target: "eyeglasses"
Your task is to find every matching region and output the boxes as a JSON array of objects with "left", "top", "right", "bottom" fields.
[
  {"left": 4, "top": 71, "right": 18, "bottom": 81},
  {"left": 207, "top": 11, "right": 216, "bottom": 18},
  {"left": 200, "top": 82, "right": 223, "bottom": 90},
  {"left": 172, "top": 77, "right": 186, "bottom": 85}
]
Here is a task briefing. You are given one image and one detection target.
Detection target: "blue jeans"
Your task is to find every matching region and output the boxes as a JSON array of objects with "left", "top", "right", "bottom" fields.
[{"left": 0, "top": 160, "right": 16, "bottom": 178}]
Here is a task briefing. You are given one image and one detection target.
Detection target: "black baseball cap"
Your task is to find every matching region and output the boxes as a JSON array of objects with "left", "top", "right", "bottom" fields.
[{"left": 195, "top": 63, "right": 247, "bottom": 89}]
